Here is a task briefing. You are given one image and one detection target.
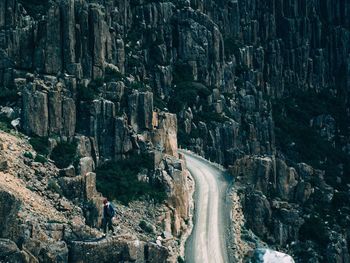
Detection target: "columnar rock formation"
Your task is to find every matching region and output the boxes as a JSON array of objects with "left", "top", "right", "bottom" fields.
[{"left": 0, "top": 0, "right": 349, "bottom": 262}]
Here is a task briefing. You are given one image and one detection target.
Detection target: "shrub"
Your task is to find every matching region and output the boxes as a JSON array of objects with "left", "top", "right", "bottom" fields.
[
  {"left": 173, "top": 63, "right": 194, "bottom": 84},
  {"left": 272, "top": 90, "right": 350, "bottom": 184},
  {"left": 51, "top": 141, "right": 77, "bottom": 169},
  {"left": 29, "top": 137, "right": 49, "bottom": 156},
  {"left": 47, "top": 178, "right": 62, "bottom": 195},
  {"left": 195, "top": 111, "right": 228, "bottom": 124},
  {"left": 177, "top": 129, "right": 192, "bottom": 147},
  {"left": 47, "top": 220, "right": 64, "bottom": 224},
  {"left": 154, "top": 95, "right": 167, "bottom": 110},
  {"left": 168, "top": 81, "right": 211, "bottom": 113},
  {"left": 0, "top": 116, "right": 12, "bottom": 132},
  {"left": 18, "top": 0, "right": 49, "bottom": 18},
  {"left": 77, "top": 84, "right": 98, "bottom": 102},
  {"left": 23, "top": 151, "right": 34, "bottom": 159},
  {"left": 299, "top": 216, "right": 330, "bottom": 246},
  {"left": 139, "top": 220, "right": 155, "bottom": 234},
  {"left": 235, "top": 64, "right": 249, "bottom": 76},
  {"left": 130, "top": 81, "right": 151, "bottom": 92},
  {"left": 34, "top": 154, "right": 47, "bottom": 164},
  {"left": 127, "top": 56, "right": 141, "bottom": 68},
  {"left": 224, "top": 37, "right": 241, "bottom": 59},
  {"left": 104, "top": 67, "right": 126, "bottom": 83},
  {"left": 0, "top": 122, "right": 10, "bottom": 132},
  {"left": 96, "top": 153, "right": 166, "bottom": 205},
  {"left": 26, "top": 185, "right": 36, "bottom": 191},
  {"left": 332, "top": 191, "right": 350, "bottom": 210},
  {"left": 0, "top": 88, "right": 19, "bottom": 105}
]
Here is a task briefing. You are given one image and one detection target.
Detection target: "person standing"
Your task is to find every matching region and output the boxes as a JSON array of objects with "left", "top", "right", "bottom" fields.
[{"left": 102, "top": 198, "right": 115, "bottom": 235}]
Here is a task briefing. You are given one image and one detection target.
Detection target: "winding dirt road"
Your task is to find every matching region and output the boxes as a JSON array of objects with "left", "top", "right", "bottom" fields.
[{"left": 181, "top": 151, "right": 231, "bottom": 263}]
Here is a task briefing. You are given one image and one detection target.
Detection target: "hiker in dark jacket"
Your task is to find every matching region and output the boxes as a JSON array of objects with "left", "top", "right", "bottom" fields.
[{"left": 102, "top": 198, "right": 115, "bottom": 235}]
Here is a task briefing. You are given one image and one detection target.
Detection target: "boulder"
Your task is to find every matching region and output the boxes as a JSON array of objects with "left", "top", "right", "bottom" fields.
[
  {"left": 0, "top": 238, "right": 20, "bottom": 258},
  {"left": 68, "top": 238, "right": 168, "bottom": 263},
  {"left": 79, "top": 157, "right": 95, "bottom": 176},
  {"left": 251, "top": 248, "right": 295, "bottom": 263},
  {"left": 0, "top": 190, "right": 21, "bottom": 238},
  {"left": 243, "top": 191, "right": 271, "bottom": 238}
]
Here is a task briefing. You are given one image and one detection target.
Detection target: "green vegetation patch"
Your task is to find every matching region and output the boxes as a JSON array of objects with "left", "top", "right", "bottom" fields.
[
  {"left": 23, "top": 151, "right": 34, "bottom": 159},
  {"left": 0, "top": 88, "right": 18, "bottom": 106},
  {"left": 168, "top": 81, "right": 210, "bottom": 113},
  {"left": 139, "top": 220, "right": 155, "bottom": 234},
  {"left": 47, "top": 178, "right": 63, "bottom": 195},
  {"left": 172, "top": 63, "right": 194, "bottom": 84},
  {"left": 34, "top": 154, "right": 48, "bottom": 164},
  {"left": 18, "top": 0, "right": 49, "bottom": 18},
  {"left": 194, "top": 110, "right": 228, "bottom": 124},
  {"left": 224, "top": 37, "right": 241, "bottom": 60},
  {"left": 154, "top": 95, "right": 167, "bottom": 110},
  {"left": 104, "top": 67, "right": 126, "bottom": 83},
  {"left": 0, "top": 116, "right": 12, "bottom": 132},
  {"left": 272, "top": 90, "right": 350, "bottom": 186},
  {"left": 299, "top": 216, "right": 330, "bottom": 246},
  {"left": 29, "top": 137, "right": 50, "bottom": 156},
  {"left": 95, "top": 154, "right": 166, "bottom": 205},
  {"left": 51, "top": 141, "right": 77, "bottom": 169},
  {"left": 77, "top": 79, "right": 103, "bottom": 102}
]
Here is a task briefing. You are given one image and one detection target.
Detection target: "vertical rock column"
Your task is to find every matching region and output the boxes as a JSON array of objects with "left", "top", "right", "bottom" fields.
[
  {"left": 62, "top": 97, "right": 76, "bottom": 137},
  {"left": 152, "top": 112, "right": 178, "bottom": 157},
  {"left": 23, "top": 82, "right": 76, "bottom": 138},
  {"left": 128, "top": 91, "right": 154, "bottom": 133},
  {"left": 45, "top": 2, "right": 62, "bottom": 74},
  {"left": 89, "top": 6, "right": 107, "bottom": 79},
  {"left": 114, "top": 117, "right": 132, "bottom": 160},
  {"left": 48, "top": 88, "right": 63, "bottom": 135},
  {"left": 89, "top": 99, "right": 116, "bottom": 161},
  {"left": 61, "top": 0, "right": 82, "bottom": 77},
  {"left": 22, "top": 86, "right": 49, "bottom": 137}
]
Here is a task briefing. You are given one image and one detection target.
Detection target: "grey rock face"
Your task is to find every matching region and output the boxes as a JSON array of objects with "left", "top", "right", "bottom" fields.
[
  {"left": 69, "top": 238, "right": 169, "bottom": 263},
  {"left": 1, "top": 0, "right": 349, "bottom": 261},
  {"left": 152, "top": 112, "right": 178, "bottom": 157},
  {"left": 232, "top": 156, "right": 298, "bottom": 201},
  {"left": 0, "top": 188, "right": 21, "bottom": 238},
  {"left": 232, "top": 156, "right": 306, "bottom": 246},
  {"left": 243, "top": 191, "right": 272, "bottom": 238},
  {"left": 62, "top": 97, "right": 76, "bottom": 137},
  {"left": 114, "top": 117, "right": 132, "bottom": 160},
  {"left": 22, "top": 80, "right": 76, "bottom": 138},
  {"left": 22, "top": 88, "right": 49, "bottom": 137},
  {"left": 0, "top": 239, "right": 32, "bottom": 263},
  {"left": 128, "top": 91, "right": 153, "bottom": 132},
  {"left": 0, "top": 238, "right": 20, "bottom": 258}
]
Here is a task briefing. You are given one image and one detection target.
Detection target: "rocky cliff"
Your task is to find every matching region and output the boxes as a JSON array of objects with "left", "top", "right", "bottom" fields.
[
  {"left": 0, "top": 131, "right": 173, "bottom": 262},
  {"left": 0, "top": 0, "right": 349, "bottom": 262}
]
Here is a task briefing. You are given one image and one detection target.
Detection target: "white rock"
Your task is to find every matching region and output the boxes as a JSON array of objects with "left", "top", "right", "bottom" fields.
[
  {"left": 11, "top": 118, "right": 20, "bottom": 129},
  {"left": 1, "top": 106, "right": 16, "bottom": 120},
  {"left": 254, "top": 248, "right": 295, "bottom": 263}
]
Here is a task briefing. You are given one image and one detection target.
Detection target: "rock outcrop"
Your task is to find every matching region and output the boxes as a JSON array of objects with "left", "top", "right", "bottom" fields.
[
  {"left": 231, "top": 156, "right": 350, "bottom": 262},
  {"left": 69, "top": 238, "right": 169, "bottom": 263},
  {"left": 0, "top": 131, "right": 176, "bottom": 263}
]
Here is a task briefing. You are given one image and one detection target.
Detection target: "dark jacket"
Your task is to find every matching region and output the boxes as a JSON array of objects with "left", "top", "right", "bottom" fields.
[{"left": 103, "top": 202, "right": 115, "bottom": 219}]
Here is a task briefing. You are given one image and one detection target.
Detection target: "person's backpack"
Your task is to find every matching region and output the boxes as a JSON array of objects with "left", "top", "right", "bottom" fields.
[{"left": 108, "top": 204, "right": 115, "bottom": 217}]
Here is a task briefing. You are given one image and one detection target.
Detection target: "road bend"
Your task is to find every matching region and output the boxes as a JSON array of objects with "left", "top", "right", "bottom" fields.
[{"left": 181, "top": 151, "right": 231, "bottom": 263}]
